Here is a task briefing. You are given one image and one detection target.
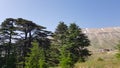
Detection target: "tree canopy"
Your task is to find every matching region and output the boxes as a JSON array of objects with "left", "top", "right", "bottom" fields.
[
  {"left": 54, "top": 22, "right": 91, "bottom": 68},
  {"left": 0, "top": 18, "right": 91, "bottom": 68}
]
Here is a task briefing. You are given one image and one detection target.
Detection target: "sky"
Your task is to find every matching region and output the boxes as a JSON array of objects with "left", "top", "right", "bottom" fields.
[{"left": 0, "top": 0, "right": 120, "bottom": 32}]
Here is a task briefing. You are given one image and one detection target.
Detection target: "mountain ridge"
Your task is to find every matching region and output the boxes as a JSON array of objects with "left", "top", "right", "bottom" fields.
[{"left": 82, "top": 27, "right": 120, "bottom": 51}]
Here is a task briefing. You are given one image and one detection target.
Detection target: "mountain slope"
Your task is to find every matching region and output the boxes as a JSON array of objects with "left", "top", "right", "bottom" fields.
[{"left": 82, "top": 27, "right": 120, "bottom": 51}]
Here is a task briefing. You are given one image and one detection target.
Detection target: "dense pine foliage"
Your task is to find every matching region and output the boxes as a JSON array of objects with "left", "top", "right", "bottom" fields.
[
  {"left": 0, "top": 18, "right": 91, "bottom": 68},
  {"left": 54, "top": 22, "right": 91, "bottom": 68}
]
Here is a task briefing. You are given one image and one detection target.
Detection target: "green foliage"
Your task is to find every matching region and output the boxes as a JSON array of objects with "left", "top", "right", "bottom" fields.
[
  {"left": 39, "top": 59, "right": 47, "bottom": 68},
  {"left": 0, "top": 18, "right": 18, "bottom": 68},
  {"left": 116, "top": 53, "right": 120, "bottom": 60},
  {"left": 115, "top": 42, "right": 120, "bottom": 59},
  {"left": 67, "top": 23, "right": 91, "bottom": 63},
  {"left": 116, "top": 42, "right": 120, "bottom": 51},
  {"left": 39, "top": 46, "right": 48, "bottom": 68},
  {"left": 54, "top": 22, "right": 68, "bottom": 46},
  {"left": 55, "top": 22, "right": 68, "bottom": 34},
  {"left": 0, "top": 54, "right": 16, "bottom": 68},
  {"left": 60, "top": 56, "right": 72, "bottom": 68},
  {"left": 78, "top": 57, "right": 85, "bottom": 62},
  {"left": 54, "top": 22, "right": 91, "bottom": 68},
  {"left": 0, "top": 57, "right": 6, "bottom": 68},
  {"left": 97, "top": 57, "right": 104, "bottom": 61},
  {"left": 25, "top": 42, "right": 40, "bottom": 68},
  {"left": 0, "top": 18, "right": 91, "bottom": 68},
  {"left": 25, "top": 41, "right": 48, "bottom": 68},
  {"left": 5, "top": 54, "right": 17, "bottom": 68},
  {"left": 60, "top": 47, "right": 73, "bottom": 68},
  {"left": 48, "top": 44, "right": 60, "bottom": 66}
]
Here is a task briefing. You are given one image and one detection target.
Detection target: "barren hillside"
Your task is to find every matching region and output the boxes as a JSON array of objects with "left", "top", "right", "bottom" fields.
[{"left": 82, "top": 27, "right": 120, "bottom": 51}]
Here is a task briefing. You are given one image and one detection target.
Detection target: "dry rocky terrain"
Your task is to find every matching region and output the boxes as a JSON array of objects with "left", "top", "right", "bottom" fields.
[{"left": 82, "top": 27, "right": 120, "bottom": 51}]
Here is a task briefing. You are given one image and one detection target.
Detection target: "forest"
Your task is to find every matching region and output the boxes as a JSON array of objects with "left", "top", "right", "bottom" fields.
[{"left": 0, "top": 18, "right": 91, "bottom": 68}]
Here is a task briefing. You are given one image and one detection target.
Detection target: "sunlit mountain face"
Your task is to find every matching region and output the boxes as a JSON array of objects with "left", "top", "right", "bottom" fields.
[{"left": 82, "top": 27, "right": 120, "bottom": 51}]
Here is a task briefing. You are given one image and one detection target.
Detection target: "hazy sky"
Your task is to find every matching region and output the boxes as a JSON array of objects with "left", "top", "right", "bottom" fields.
[{"left": 0, "top": 0, "right": 120, "bottom": 31}]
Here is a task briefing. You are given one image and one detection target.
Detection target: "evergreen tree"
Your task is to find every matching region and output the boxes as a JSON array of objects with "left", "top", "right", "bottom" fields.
[
  {"left": 54, "top": 23, "right": 91, "bottom": 68},
  {"left": 0, "top": 18, "right": 17, "bottom": 68},
  {"left": 0, "top": 18, "right": 91, "bottom": 68},
  {"left": 15, "top": 18, "right": 47, "bottom": 67},
  {"left": 0, "top": 18, "right": 50, "bottom": 68},
  {"left": 52, "top": 22, "right": 68, "bottom": 66},
  {"left": 54, "top": 22, "right": 68, "bottom": 45},
  {"left": 67, "top": 23, "right": 91, "bottom": 62},
  {"left": 60, "top": 45, "right": 72, "bottom": 68},
  {"left": 54, "top": 22, "right": 73, "bottom": 68},
  {"left": 25, "top": 41, "right": 47, "bottom": 68}
]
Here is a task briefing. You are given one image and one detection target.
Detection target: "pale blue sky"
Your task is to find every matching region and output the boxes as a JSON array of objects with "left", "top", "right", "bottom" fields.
[{"left": 0, "top": 0, "right": 120, "bottom": 31}]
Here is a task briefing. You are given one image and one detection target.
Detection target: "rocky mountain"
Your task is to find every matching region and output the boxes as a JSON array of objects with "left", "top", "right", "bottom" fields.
[{"left": 82, "top": 27, "right": 120, "bottom": 51}]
